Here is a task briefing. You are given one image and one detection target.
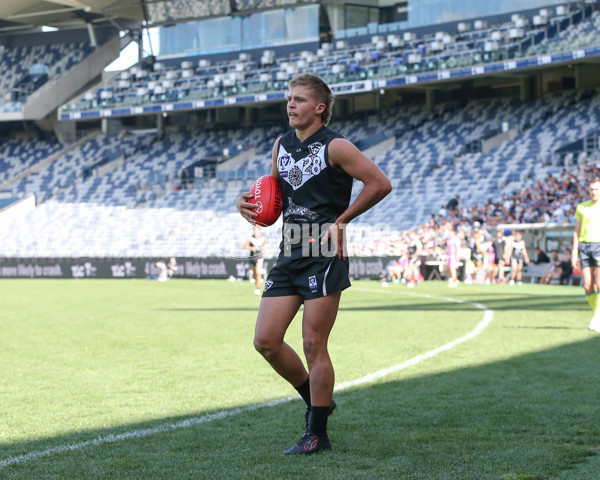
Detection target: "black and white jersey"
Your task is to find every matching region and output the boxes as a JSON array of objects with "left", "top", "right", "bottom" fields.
[
  {"left": 248, "top": 235, "right": 264, "bottom": 258},
  {"left": 510, "top": 239, "right": 526, "bottom": 261},
  {"left": 276, "top": 125, "right": 353, "bottom": 257},
  {"left": 492, "top": 237, "right": 506, "bottom": 258}
]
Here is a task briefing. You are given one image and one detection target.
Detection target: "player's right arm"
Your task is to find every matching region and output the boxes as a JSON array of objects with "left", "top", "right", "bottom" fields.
[
  {"left": 270, "top": 137, "right": 281, "bottom": 179},
  {"left": 522, "top": 243, "right": 530, "bottom": 264},
  {"left": 243, "top": 237, "right": 255, "bottom": 251}
]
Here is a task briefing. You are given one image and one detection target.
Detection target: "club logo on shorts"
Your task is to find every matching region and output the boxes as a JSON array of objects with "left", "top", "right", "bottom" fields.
[
  {"left": 264, "top": 280, "right": 273, "bottom": 292},
  {"left": 308, "top": 275, "right": 317, "bottom": 293}
]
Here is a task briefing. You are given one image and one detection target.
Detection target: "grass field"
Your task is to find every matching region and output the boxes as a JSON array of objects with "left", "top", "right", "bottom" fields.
[{"left": 1, "top": 278, "right": 600, "bottom": 479}]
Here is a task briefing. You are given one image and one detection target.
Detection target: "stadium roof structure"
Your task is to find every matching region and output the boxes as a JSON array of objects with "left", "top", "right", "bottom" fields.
[
  {"left": 0, "top": 0, "right": 145, "bottom": 33},
  {"left": 0, "top": 0, "right": 328, "bottom": 34}
]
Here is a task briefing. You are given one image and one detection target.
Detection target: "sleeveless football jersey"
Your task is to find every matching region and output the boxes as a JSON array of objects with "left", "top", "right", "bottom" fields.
[
  {"left": 248, "top": 234, "right": 264, "bottom": 258},
  {"left": 576, "top": 200, "right": 600, "bottom": 242},
  {"left": 276, "top": 125, "right": 353, "bottom": 257}
]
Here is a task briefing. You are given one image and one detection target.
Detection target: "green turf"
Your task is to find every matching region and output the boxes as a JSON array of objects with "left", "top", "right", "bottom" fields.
[{"left": 1, "top": 279, "right": 599, "bottom": 479}]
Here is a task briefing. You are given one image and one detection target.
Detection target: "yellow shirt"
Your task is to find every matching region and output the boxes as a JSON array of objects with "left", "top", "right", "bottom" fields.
[{"left": 575, "top": 200, "right": 600, "bottom": 242}]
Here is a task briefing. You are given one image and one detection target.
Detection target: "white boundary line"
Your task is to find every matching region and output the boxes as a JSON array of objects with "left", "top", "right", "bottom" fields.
[
  {"left": 337, "top": 288, "right": 493, "bottom": 390},
  {"left": 0, "top": 288, "right": 492, "bottom": 468}
]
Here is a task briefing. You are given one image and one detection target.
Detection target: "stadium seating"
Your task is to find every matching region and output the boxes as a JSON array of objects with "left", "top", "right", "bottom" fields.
[
  {"left": 0, "top": 41, "right": 95, "bottom": 113},
  {"left": 6, "top": 132, "right": 155, "bottom": 203},
  {"left": 2, "top": 87, "right": 599, "bottom": 258},
  {"left": 4, "top": 125, "right": 282, "bottom": 206},
  {"left": 61, "top": 4, "right": 595, "bottom": 115},
  {"left": 0, "top": 139, "right": 62, "bottom": 185},
  {"left": 524, "top": 10, "right": 600, "bottom": 56},
  {"left": 363, "top": 90, "right": 600, "bottom": 231}
]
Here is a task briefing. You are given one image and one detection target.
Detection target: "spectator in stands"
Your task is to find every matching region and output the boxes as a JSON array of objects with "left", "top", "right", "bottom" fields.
[
  {"left": 236, "top": 73, "right": 391, "bottom": 455},
  {"left": 345, "top": 155, "right": 600, "bottom": 261},
  {"left": 506, "top": 231, "right": 530, "bottom": 285},
  {"left": 244, "top": 225, "right": 266, "bottom": 296},
  {"left": 381, "top": 254, "right": 405, "bottom": 287},
  {"left": 437, "top": 204, "right": 447, "bottom": 219},
  {"left": 540, "top": 250, "right": 562, "bottom": 284},
  {"left": 181, "top": 169, "right": 189, "bottom": 189},
  {"left": 446, "top": 195, "right": 460, "bottom": 212},
  {"left": 572, "top": 177, "right": 600, "bottom": 331},
  {"left": 559, "top": 247, "right": 573, "bottom": 285},
  {"left": 531, "top": 247, "right": 550, "bottom": 264}
]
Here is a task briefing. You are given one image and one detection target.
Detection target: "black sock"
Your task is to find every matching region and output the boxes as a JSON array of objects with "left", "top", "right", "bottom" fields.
[
  {"left": 294, "top": 378, "right": 311, "bottom": 408},
  {"left": 309, "top": 406, "right": 329, "bottom": 436}
]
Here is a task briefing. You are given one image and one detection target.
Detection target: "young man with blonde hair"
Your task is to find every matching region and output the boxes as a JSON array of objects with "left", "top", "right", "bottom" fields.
[{"left": 236, "top": 73, "right": 392, "bottom": 454}]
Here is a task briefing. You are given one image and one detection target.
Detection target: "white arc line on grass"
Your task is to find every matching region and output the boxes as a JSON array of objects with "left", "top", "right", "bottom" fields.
[
  {"left": 0, "top": 288, "right": 492, "bottom": 468},
  {"left": 336, "top": 288, "right": 493, "bottom": 390}
]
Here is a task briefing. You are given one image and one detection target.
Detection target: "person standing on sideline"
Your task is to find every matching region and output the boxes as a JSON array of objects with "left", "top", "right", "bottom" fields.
[
  {"left": 491, "top": 229, "right": 507, "bottom": 284},
  {"left": 405, "top": 231, "right": 423, "bottom": 288},
  {"left": 572, "top": 178, "right": 600, "bottom": 331},
  {"left": 244, "top": 225, "right": 266, "bottom": 295},
  {"left": 236, "top": 73, "right": 392, "bottom": 454},
  {"left": 446, "top": 225, "right": 461, "bottom": 287},
  {"left": 506, "top": 231, "right": 529, "bottom": 285}
]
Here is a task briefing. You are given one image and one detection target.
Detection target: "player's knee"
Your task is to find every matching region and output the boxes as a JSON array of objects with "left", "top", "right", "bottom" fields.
[
  {"left": 302, "top": 336, "right": 323, "bottom": 364},
  {"left": 253, "top": 335, "right": 277, "bottom": 358},
  {"left": 253, "top": 335, "right": 268, "bottom": 354}
]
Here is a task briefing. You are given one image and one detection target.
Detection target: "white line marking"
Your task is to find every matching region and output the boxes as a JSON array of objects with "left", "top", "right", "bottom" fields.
[
  {"left": 336, "top": 288, "right": 493, "bottom": 390},
  {"left": 0, "top": 288, "right": 492, "bottom": 468}
]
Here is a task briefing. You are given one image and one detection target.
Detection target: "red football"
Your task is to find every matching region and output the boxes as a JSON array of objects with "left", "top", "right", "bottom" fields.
[{"left": 248, "top": 175, "right": 283, "bottom": 226}]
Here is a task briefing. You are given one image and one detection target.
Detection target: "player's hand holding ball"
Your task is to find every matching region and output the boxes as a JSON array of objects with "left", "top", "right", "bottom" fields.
[
  {"left": 236, "top": 175, "right": 282, "bottom": 227},
  {"left": 236, "top": 191, "right": 258, "bottom": 223}
]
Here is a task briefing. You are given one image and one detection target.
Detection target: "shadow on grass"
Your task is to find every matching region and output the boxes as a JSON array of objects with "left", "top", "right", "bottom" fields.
[
  {"left": 340, "top": 294, "right": 587, "bottom": 312},
  {"left": 502, "top": 325, "right": 579, "bottom": 330},
  {"left": 2, "top": 337, "right": 600, "bottom": 480},
  {"left": 158, "top": 294, "right": 587, "bottom": 313},
  {"left": 155, "top": 307, "right": 260, "bottom": 312}
]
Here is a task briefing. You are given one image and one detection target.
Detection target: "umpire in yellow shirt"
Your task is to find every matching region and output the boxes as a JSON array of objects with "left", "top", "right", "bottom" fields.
[{"left": 573, "top": 177, "right": 600, "bottom": 331}]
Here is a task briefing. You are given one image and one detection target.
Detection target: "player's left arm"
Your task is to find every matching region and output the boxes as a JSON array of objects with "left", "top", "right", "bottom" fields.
[
  {"left": 322, "top": 138, "right": 392, "bottom": 258},
  {"left": 329, "top": 138, "right": 392, "bottom": 223}
]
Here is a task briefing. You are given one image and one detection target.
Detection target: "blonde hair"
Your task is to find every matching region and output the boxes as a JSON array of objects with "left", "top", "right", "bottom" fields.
[{"left": 289, "top": 73, "right": 334, "bottom": 125}]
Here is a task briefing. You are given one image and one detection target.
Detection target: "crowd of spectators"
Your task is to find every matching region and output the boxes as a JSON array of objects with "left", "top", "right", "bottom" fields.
[{"left": 348, "top": 160, "right": 600, "bottom": 285}]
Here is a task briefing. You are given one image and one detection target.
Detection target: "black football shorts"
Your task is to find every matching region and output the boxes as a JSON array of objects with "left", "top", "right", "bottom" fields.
[{"left": 262, "top": 255, "right": 350, "bottom": 300}]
